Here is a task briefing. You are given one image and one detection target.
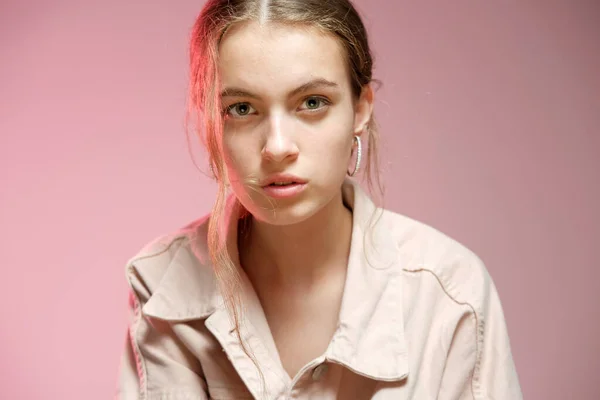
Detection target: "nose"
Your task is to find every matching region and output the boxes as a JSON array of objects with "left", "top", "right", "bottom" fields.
[{"left": 261, "top": 114, "right": 299, "bottom": 163}]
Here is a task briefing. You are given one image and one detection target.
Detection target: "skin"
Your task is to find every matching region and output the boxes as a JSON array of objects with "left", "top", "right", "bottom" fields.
[{"left": 217, "top": 21, "right": 374, "bottom": 379}]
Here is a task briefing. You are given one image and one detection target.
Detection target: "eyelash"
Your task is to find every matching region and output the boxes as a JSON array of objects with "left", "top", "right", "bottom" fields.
[{"left": 222, "top": 96, "right": 331, "bottom": 119}]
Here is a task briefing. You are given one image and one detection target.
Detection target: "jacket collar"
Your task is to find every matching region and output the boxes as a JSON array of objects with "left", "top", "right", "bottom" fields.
[{"left": 140, "top": 178, "right": 409, "bottom": 387}]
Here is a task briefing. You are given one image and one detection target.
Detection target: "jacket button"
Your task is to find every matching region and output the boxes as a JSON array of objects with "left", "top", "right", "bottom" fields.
[{"left": 311, "top": 363, "right": 328, "bottom": 381}]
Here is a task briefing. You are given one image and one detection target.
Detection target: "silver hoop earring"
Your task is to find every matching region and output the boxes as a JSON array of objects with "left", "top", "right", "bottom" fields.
[{"left": 348, "top": 135, "right": 362, "bottom": 177}]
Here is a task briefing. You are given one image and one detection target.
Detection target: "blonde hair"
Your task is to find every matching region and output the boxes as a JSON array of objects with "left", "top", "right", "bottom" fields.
[{"left": 185, "top": 0, "right": 383, "bottom": 394}]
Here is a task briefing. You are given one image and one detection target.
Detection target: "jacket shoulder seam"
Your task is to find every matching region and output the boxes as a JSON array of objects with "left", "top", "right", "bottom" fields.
[{"left": 128, "top": 235, "right": 189, "bottom": 266}]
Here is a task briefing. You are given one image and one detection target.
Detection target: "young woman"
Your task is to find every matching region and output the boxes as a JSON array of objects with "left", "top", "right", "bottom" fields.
[{"left": 117, "top": 0, "right": 522, "bottom": 399}]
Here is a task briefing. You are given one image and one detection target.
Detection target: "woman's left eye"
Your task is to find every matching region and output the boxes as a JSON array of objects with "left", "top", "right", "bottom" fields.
[{"left": 299, "top": 96, "right": 330, "bottom": 111}]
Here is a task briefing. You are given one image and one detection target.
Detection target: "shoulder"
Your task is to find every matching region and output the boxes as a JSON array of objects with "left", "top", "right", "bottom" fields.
[
  {"left": 380, "top": 208, "right": 494, "bottom": 311},
  {"left": 123, "top": 214, "right": 211, "bottom": 302}
]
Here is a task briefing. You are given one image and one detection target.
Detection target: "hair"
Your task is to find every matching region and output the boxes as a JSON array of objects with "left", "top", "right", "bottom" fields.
[{"left": 185, "top": 0, "right": 383, "bottom": 394}]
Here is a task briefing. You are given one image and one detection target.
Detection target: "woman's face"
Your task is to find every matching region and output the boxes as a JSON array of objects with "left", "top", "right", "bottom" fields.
[{"left": 217, "top": 21, "right": 373, "bottom": 225}]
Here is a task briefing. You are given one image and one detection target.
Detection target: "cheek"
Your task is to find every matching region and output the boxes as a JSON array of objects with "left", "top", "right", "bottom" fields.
[
  {"left": 309, "top": 118, "right": 354, "bottom": 161},
  {"left": 313, "top": 134, "right": 350, "bottom": 160},
  {"left": 222, "top": 133, "right": 251, "bottom": 173}
]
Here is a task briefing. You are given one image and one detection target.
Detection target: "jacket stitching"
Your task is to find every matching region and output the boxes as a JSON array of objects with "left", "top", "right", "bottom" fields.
[
  {"left": 126, "top": 235, "right": 189, "bottom": 400},
  {"left": 128, "top": 288, "right": 148, "bottom": 400},
  {"left": 124, "top": 234, "right": 191, "bottom": 399},
  {"left": 403, "top": 267, "right": 481, "bottom": 400}
]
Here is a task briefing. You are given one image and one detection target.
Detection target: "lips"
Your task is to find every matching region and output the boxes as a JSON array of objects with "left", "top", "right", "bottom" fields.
[
  {"left": 268, "top": 182, "right": 297, "bottom": 186},
  {"left": 260, "top": 174, "right": 308, "bottom": 199},
  {"left": 260, "top": 174, "right": 307, "bottom": 187}
]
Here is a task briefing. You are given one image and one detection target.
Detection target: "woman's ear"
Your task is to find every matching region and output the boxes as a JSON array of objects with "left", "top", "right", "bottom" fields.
[{"left": 353, "top": 83, "right": 375, "bottom": 135}]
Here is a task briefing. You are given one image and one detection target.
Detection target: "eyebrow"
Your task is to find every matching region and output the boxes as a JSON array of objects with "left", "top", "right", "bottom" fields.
[{"left": 220, "top": 78, "right": 340, "bottom": 100}]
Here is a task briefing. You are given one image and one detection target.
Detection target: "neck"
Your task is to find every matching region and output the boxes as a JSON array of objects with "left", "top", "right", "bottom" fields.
[{"left": 240, "top": 190, "right": 353, "bottom": 289}]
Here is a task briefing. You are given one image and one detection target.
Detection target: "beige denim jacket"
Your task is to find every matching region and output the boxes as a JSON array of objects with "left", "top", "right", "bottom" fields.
[{"left": 116, "top": 179, "right": 522, "bottom": 399}]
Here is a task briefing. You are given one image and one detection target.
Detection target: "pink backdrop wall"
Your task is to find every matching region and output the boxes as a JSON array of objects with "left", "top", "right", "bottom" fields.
[{"left": 1, "top": 1, "right": 598, "bottom": 398}]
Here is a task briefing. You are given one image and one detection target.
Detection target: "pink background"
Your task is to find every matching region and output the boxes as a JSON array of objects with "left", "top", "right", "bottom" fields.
[{"left": 1, "top": 1, "right": 599, "bottom": 399}]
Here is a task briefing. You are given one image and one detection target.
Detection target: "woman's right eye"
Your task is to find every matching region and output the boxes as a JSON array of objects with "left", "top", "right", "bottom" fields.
[{"left": 225, "top": 102, "right": 256, "bottom": 118}]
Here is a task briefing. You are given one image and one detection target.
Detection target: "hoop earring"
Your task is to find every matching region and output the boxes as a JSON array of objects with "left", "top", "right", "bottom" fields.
[{"left": 347, "top": 135, "right": 362, "bottom": 177}]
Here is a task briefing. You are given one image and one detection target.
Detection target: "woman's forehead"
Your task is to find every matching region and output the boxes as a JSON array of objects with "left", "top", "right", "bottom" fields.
[{"left": 217, "top": 21, "right": 350, "bottom": 96}]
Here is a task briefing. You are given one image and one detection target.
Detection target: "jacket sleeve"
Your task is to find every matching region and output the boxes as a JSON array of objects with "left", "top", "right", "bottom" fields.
[
  {"left": 438, "top": 261, "right": 523, "bottom": 400},
  {"left": 116, "top": 289, "right": 209, "bottom": 400}
]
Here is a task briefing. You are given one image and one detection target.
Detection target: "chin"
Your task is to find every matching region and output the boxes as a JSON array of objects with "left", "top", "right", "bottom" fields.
[
  {"left": 234, "top": 186, "right": 324, "bottom": 226},
  {"left": 249, "top": 198, "right": 323, "bottom": 226}
]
